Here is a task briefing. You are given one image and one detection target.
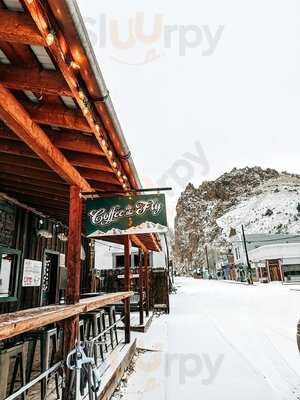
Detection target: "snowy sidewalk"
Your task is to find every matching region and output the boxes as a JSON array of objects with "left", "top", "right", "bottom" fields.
[{"left": 113, "top": 278, "right": 300, "bottom": 400}]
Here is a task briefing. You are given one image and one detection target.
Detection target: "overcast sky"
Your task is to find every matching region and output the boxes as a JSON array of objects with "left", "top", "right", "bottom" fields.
[{"left": 77, "top": 0, "right": 300, "bottom": 223}]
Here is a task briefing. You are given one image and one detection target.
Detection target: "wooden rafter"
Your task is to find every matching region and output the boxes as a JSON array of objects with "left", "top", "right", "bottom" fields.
[
  {"left": 0, "top": 173, "right": 68, "bottom": 192},
  {"left": 0, "top": 9, "right": 45, "bottom": 46},
  {"left": 0, "top": 65, "right": 72, "bottom": 97},
  {"left": 2, "top": 186, "right": 68, "bottom": 202},
  {"left": 0, "top": 147, "right": 113, "bottom": 173},
  {"left": 0, "top": 127, "right": 106, "bottom": 157},
  {"left": 0, "top": 180, "right": 68, "bottom": 199},
  {"left": 131, "top": 235, "right": 148, "bottom": 253},
  {"left": 0, "top": 84, "right": 92, "bottom": 191},
  {"left": 23, "top": 102, "right": 92, "bottom": 132}
]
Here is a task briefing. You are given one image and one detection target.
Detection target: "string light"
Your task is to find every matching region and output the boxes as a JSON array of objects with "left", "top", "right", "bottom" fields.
[
  {"left": 78, "top": 90, "right": 86, "bottom": 100},
  {"left": 108, "top": 150, "right": 113, "bottom": 158},
  {"left": 117, "top": 171, "right": 121, "bottom": 177},
  {"left": 70, "top": 60, "right": 80, "bottom": 70},
  {"left": 46, "top": 31, "right": 56, "bottom": 46},
  {"left": 101, "top": 138, "right": 107, "bottom": 147},
  {"left": 95, "top": 124, "right": 101, "bottom": 133},
  {"left": 112, "top": 161, "right": 117, "bottom": 168}
]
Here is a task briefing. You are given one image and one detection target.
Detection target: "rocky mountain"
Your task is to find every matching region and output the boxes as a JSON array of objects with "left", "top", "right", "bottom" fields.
[{"left": 174, "top": 167, "right": 300, "bottom": 272}]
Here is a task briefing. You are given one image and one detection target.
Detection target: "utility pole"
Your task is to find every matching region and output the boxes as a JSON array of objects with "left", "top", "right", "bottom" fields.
[
  {"left": 205, "top": 244, "right": 210, "bottom": 278},
  {"left": 242, "top": 225, "right": 253, "bottom": 284}
]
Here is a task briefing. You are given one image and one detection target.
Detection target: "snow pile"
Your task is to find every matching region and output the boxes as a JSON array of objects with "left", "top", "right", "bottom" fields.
[{"left": 217, "top": 182, "right": 300, "bottom": 239}]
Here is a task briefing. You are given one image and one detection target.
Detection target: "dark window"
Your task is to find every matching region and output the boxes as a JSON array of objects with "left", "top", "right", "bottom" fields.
[{"left": 116, "top": 255, "right": 125, "bottom": 268}]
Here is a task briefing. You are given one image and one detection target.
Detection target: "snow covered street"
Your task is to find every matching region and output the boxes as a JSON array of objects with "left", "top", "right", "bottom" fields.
[{"left": 114, "top": 278, "right": 300, "bottom": 400}]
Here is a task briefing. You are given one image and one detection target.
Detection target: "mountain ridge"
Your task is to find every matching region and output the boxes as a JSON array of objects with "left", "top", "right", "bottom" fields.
[{"left": 174, "top": 166, "right": 300, "bottom": 271}]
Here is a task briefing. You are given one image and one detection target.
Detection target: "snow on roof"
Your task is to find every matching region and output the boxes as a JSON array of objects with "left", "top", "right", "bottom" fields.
[{"left": 249, "top": 242, "right": 300, "bottom": 262}]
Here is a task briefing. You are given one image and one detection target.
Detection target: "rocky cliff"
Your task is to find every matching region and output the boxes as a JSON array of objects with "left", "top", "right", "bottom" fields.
[{"left": 174, "top": 167, "right": 300, "bottom": 272}]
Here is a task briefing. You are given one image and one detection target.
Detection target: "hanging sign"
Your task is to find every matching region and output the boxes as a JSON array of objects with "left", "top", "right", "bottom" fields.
[
  {"left": 85, "top": 194, "right": 168, "bottom": 237},
  {"left": 22, "top": 259, "right": 42, "bottom": 287}
]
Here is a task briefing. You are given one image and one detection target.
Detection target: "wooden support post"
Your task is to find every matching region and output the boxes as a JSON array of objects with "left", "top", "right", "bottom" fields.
[
  {"left": 145, "top": 252, "right": 150, "bottom": 317},
  {"left": 124, "top": 235, "right": 131, "bottom": 343},
  {"left": 138, "top": 249, "right": 144, "bottom": 326},
  {"left": 63, "top": 186, "right": 82, "bottom": 400}
]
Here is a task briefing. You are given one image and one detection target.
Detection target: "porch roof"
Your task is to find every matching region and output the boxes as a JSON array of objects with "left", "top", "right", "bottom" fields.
[{"left": 0, "top": 0, "right": 161, "bottom": 252}]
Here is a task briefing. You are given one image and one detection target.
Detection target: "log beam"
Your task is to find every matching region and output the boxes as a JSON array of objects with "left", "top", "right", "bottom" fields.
[
  {"left": 0, "top": 9, "right": 45, "bottom": 46},
  {"left": 64, "top": 186, "right": 82, "bottom": 399},
  {"left": 124, "top": 235, "right": 131, "bottom": 344},
  {"left": 0, "top": 182, "right": 68, "bottom": 200},
  {"left": 0, "top": 65, "right": 72, "bottom": 97},
  {"left": 0, "top": 84, "right": 92, "bottom": 191},
  {"left": 24, "top": 102, "right": 92, "bottom": 132},
  {"left": 77, "top": 168, "right": 120, "bottom": 186},
  {"left": 0, "top": 127, "right": 105, "bottom": 157},
  {"left": 0, "top": 173, "right": 68, "bottom": 193}
]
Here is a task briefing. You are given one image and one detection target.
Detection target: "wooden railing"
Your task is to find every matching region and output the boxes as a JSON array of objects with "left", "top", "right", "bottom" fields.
[{"left": 0, "top": 292, "right": 133, "bottom": 341}]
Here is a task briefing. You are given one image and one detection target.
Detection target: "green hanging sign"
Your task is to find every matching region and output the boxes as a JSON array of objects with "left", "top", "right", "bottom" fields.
[{"left": 85, "top": 194, "right": 168, "bottom": 237}]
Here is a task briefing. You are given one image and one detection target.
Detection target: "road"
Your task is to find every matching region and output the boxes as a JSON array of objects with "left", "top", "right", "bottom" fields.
[{"left": 113, "top": 278, "right": 300, "bottom": 400}]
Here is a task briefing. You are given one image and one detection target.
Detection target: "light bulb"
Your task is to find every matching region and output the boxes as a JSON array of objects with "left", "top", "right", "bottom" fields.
[{"left": 46, "top": 31, "right": 55, "bottom": 46}]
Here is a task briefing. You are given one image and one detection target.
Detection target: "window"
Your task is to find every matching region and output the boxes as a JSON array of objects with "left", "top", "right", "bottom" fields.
[
  {"left": 115, "top": 255, "right": 125, "bottom": 268},
  {"left": 0, "top": 247, "right": 20, "bottom": 301}
]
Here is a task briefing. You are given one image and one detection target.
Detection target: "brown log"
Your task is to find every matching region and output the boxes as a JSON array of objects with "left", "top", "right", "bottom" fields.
[
  {"left": 0, "top": 9, "right": 45, "bottom": 46},
  {"left": 0, "top": 292, "right": 133, "bottom": 341},
  {"left": 64, "top": 186, "right": 82, "bottom": 398},
  {"left": 144, "top": 252, "right": 150, "bottom": 317},
  {"left": 0, "top": 182, "right": 68, "bottom": 200},
  {"left": 0, "top": 127, "right": 105, "bottom": 157},
  {"left": 78, "top": 168, "right": 121, "bottom": 186},
  {"left": 63, "top": 151, "right": 112, "bottom": 173},
  {"left": 0, "top": 152, "right": 51, "bottom": 171},
  {"left": 24, "top": 102, "right": 92, "bottom": 132},
  {"left": 66, "top": 186, "right": 82, "bottom": 304},
  {"left": 47, "top": 131, "right": 103, "bottom": 156},
  {"left": 124, "top": 235, "right": 131, "bottom": 343},
  {"left": 0, "top": 65, "right": 72, "bottom": 97},
  {"left": 138, "top": 250, "right": 144, "bottom": 326},
  {"left": 2, "top": 190, "right": 69, "bottom": 207},
  {"left": 0, "top": 163, "right": 64, "bottom": 183},
  {"left": 0, "top": 85, "right": 92, "bottom": 191},
  {"left": 86, "top": 180, "right": 124, "bottom": 193},
  {"left": 131, "top": 235, "right": 148, "bottom": 253},
  {"left": 0, "top": 172, "right": 68, "bottom": 192},
  {"left": 0, "top": 41, "right": 39, "bottom": 67},
  {"left": 0, "top": 138, "right": 36, "bottom": 157}
]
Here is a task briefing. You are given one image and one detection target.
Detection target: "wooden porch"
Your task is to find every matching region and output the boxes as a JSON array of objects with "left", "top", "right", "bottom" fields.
[{"left": 0, "top": 0, "right": 163, "bottom": 399}]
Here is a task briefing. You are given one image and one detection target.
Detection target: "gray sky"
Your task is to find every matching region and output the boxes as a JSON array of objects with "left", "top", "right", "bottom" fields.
[{"left": 77, "top": 0, "right": 300, "bottom": 223}]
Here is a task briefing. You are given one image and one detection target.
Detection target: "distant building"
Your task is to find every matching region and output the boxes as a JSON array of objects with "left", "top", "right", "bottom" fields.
[
  {"left": 231, "top": 233, "right": 300, "bottom": 282},
  {"left": 94, "top": 239, "right": 168, "bottom": 270},
  {"left": 249, "top": 242, "right": 300, "bottom": 282}
]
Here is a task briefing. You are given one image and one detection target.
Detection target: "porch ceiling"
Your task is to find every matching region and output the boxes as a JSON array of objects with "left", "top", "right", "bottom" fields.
[{"left": 0, "top": 0, "right": 161, "bottom": 252}]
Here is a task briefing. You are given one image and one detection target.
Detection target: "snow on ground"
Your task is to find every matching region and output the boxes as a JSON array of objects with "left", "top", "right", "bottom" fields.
[{"left": 112, "top": 278, "right": 300, "bottom": 400}]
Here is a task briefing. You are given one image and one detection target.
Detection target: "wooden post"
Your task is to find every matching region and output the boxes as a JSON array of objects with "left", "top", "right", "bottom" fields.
[
  {"left": 124, "top": 235, "right": 131, "bottom": 343},
  {"left": 63, "top": 186, "right": 82, "bottom": 400},
  {"left": 138, "top": 249, "right": 144, "bottom": 326},
  {"left": 145, "top": 252, "right": 150, "bottom": 317},
  {"left": 266, "top": 260, "right": 271, "bottom": 282}
]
